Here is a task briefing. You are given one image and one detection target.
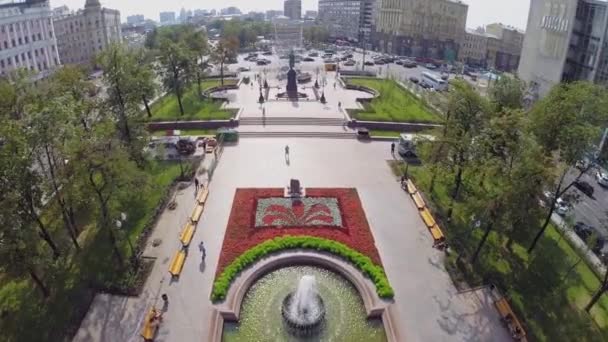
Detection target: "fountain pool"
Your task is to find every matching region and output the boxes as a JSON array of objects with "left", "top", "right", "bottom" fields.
[{"left": 222, "top": 266, "right": 387, "bottom": 342}]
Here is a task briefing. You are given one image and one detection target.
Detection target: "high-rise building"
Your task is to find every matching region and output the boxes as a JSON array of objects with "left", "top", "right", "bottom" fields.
[
  {"left": 0, "top": 0, "right": 61, "bottom": 78},
  {"left": 374, "top": 0, "right": 468, "bottom": 61},
  {"left": 126, "top": 14, "right": 144, "bottom": 25},
  {"left": 283, "top": 0, "right": 301, "bottom": 20},
  {"left": 266, "top": 10, "right": 284, "bottom": 20},
  {"left": 220, "top": 7, "right": 242, "bottom": 16},
  {"left": 318, "top": 0, "right": 374, "bottom": 42},
  {"left": 519, "top": 0, "right": 608, "bottom": 97},
  {"left": 304, "top": 10, "right": 318, "bottom": 19},
  {"left": 53, "top": 0, "right": 121, "bottom": 65},
  {"left": 159, "top": 11, "right": 176, "bottom": 25}
]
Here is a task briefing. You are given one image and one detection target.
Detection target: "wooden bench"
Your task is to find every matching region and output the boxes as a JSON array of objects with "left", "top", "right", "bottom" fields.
[
  {"left": 179, "top": 222, "right": 196, "bottom": 247},
  {"left": 140, "top": 307, "right": 161, "bottom": 341},
  {"left": 196, "top": 188, "right": 209, "bottom": 205},
  {"left": 429, "top": 225, "right": 446, "bottom": 247},
  {"left": 169, "top": 250, "right": 187, "bottom": 277},
  {"left": 495, "top": 297, "right": 526, "bottom": 341},
  {"left": 420, "top": 208, "right": 436, "bottom": 228},
  {"left": 191, "top": 204, "right": 204, "bottom": 223},
  {"left": 406, "top": 179, "right": 417, "bottom": 195},
  {"left": 412, "top": 192, "right": 426, "bottom": 210}
]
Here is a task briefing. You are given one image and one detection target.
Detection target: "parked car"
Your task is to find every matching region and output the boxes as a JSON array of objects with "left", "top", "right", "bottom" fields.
[
  {"left": 395, "top": 60, "right": 404, "bottom": 65},
  {"left": 237, "top": 67, "right": 250, "bottom": 72},
  {"left": 596, "top": 171, "right": 608, "bottom": 187},
  {"left": 425, "top": 63, "right": 437, "bottom": 69},
  {"left": 440, "top": 73, "right": 449, "bottom": 81},
  {"left": 403, "top": 60, "right": 417, "bottom": 68},
  {"left": 409, "top": 76, "right": 419, "bottom": 84},
  {"left": 364, "top": 61, "right": 375, "bottom": 66},
  {"left": 309, "top": 52, "right": 319, "bottom": 57},
  {"left": 344, "top": 60, "right": 356, "bottom": 66},
  {"left": 374, "top": 59, "right": 385, "bottom": 65},
  {"left": 542, "top": 191, "right": 570, "bottom": 215},
  {"left": 262, "top": 51, "right": 272, "bottom": 55},
  {"left": 303, "top": 57, "right": 315, "bottom": 62},
  {"left": 574, "top": 180, "right": 594, "bottom": 198},
  {"left": 574, "top": 222, "right": 594, "bottom": 241}
]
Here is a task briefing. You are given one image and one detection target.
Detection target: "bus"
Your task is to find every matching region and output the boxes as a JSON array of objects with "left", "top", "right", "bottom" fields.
[{"left": 421, "top": 72, "right": 448, "bottom": 91}]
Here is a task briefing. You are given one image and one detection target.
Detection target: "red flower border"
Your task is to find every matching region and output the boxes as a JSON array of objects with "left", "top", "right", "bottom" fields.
[
  {"left": 252, "top": 196, "right": 346, "bottom": 229},
  {"left": 215, "top": 188, "right": 383, "bottom": 278}
]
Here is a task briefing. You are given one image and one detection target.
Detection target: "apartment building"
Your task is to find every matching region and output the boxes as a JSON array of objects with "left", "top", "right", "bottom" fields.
[
  {"left": 0, "top": 0, "right": 60, "bottom": 78},
  {"left": 374, "top": 0, "right": 468, "bottom": 61},
  {"left": 318, "top": 0, "right": 375, "bottom": 43},
  {"left": 459, "top": 24, "right": 524, "bottom": 72},
  {"left": 53, "top": 0, "right": 121, "bottom": 65},
  {"left": 284, "top": 0, "right": 302, "bottom": 20}
]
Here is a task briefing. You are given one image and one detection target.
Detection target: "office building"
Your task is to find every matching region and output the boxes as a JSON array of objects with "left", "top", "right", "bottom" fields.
[
  {"left": 304, "top": 10, "right": 318, "bottom": 19},
  {"left": 266, "top": 10, "right": 284, "bottom": 20},
  {"left": 519, "top": 0, "right": 608, "bottom": 97},
  {"left": 459, "top": 23, "right": 523, "bottom": 72},
  {"left": 0, "top": 0, "right": 61, "bottom": 78},
  {"left": 53, "top": 5, "right": 70, "bottom": 17},
  {"left": 53, "top": 0, "right": 121, "bottom": 65},
  {"left": 273, "top": 15, "right": 303, "bottom": 50},
  {"left": 220, "top": 7, "right": 242, "bottom": 16},
  {"left": 284, "top": 0, "right": 301, "bottom": 20},
  {"left": 374, "top": 0, "right": 468, "bottom": 61},
  {"left": 318, "top": 0, "right": 374, "bottom": 42},
  {"left": 159, "top": 11, "right": 175, "bottom": 25},
  {"left": 126, "top": 14, "right": 144, "bottom": 25},
  {"left": 459, "top": 29, "right": 488, "bottom": 67}
]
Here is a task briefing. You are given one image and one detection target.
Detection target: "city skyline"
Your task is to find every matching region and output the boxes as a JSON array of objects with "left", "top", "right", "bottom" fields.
[{"left": 49, "top": 0, "right": 531, "bottom": 30}]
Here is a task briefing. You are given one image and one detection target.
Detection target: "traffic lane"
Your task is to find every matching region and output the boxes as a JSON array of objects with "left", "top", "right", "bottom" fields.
[{"left": 564, "top": 169, "right": 608, "bottom": 238}]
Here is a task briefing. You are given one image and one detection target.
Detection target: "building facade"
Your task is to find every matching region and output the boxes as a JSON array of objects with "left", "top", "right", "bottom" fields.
[
  {"left": 374, "top": 0, "right": 468, "bottom": 61},
  {"left": 53, "top": 0, "right": 121, "bottom": 65},
  {"left": 126, "top": 14, "right": 144, "bottom": 25},
  {"left": 459, "top": 29, "right": 488, "bottom": 67},
  {"left": 0, "top": 0, "right": 61, "bottom": 78},
  {"left": 284, "top": 0, "right": 302, "bottom": 20},
  {"left": 159, "top": 11, "right": 175, "bottom": 25},
  {"left": 318, "top": 0, "right": 375, "bottom": 43},
  {"left": 518, "top": 0, "right": 608, "bottom": 97},
  {"left": 459, "top": 24, "right": 524, "bottom": 72}
]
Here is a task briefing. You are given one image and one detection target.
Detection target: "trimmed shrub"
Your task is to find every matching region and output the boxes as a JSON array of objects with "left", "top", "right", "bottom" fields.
[{"left": 211, "top": 235, "right": 395, "bottom": 301}]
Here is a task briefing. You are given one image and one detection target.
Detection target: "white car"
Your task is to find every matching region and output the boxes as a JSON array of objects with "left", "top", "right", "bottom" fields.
[
  {"left": 543, "top": 191, "right": 570, "bottom": 216},
  {"left": 597, "top": 171, "right": 608, "bottom": 187}
]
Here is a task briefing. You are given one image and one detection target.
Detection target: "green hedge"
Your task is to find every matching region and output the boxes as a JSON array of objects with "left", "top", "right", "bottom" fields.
[{"left": 211, "top": 236, "right": 394, "bottom": 301}]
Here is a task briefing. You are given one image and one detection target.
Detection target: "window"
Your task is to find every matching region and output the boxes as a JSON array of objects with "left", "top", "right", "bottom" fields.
[
  {"left": 3, "top": 41, "right": 7, "bottom": 49},
  {"left": 27, "top": 51, "right": 31, "bottom": 59},
  {"left": 25, "top": 36, "right": 28, "bottom": 43},
  {"left": 11, "top": 39, "right": 15, "bottom": 47},
  {"left": 34, "top": 50, "right": 38, "bottom": 57},
  {"left": 38, "top": 33, "right": 42, "bottom": 40},
  {"left": 9, "top": 24, "right": 13, "bottom": 33},
  {"left": 15, "top": 55, "right": 19, "bottom": 63},
  {"left": 32, "top": 35, "right": 36, "bottom": 42},
  {"left": 18, "top": 38, "right": 22, "bottom": 45},
  {"left": 0, "top": 60, "right": 4, "bottom": 68},
  {"left": 21, "top": 53, "right": 25, "bottom": 61},
  {"left": 49, "top": 31, "right": 53, "bottom": 38}
]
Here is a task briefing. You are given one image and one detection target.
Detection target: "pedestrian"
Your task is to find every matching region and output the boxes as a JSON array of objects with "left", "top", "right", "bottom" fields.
[
  {"left": 199, "top": 241, "right": 206, "bottom": 260},
  {"left": 400, "top": 175, "right": 406, "bottom": 188},
  {"left": 338, "top": 101, "right": 341, "bottom": 109},
  {"left": 194, "top": 178, "right": 199, "bottom": 191},
  {"left": 391, "top": 142, "right": 395, "bottom": 154},
  {"left": 285, "top": 144, "right": 290, "bottom": 156},
  {"left": 334, "top": 82, "right": 336, "bottom": 89}
]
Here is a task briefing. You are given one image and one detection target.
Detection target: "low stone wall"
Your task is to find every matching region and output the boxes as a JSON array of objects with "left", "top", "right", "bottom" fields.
[
  {"left": 348, "top": 120, "right": 441, "bottom": 132},
  {"left": 148, "top": 119, "right": 238, "bottom": 131}
]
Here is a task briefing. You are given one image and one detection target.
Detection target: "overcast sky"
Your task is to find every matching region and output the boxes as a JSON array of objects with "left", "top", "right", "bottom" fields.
[{"left": 50, "top": 0, "right": 532, "bottom": 31}]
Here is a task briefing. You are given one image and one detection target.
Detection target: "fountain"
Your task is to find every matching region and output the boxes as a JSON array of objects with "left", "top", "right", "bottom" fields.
[{"left": 281, "top": 275, "right": 326, "bottom": 335}]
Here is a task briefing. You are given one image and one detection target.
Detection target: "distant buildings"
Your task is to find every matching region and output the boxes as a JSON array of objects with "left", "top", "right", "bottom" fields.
[
  {"left": 126, "top": 14, "right": 144, "bottom": 25},
  {"left": 519, "top": 0, "right": 608, "bottom": 97},
  {"left": 266, "top": 10, "right": 284, "bottom": 20},
  {"left": 374, "top": 0, "right": 468, "bottom": 61},
  {"left": 459, "top": 23, "right": 523, "bottom": 72},
  {"left": 0, "top": 0, "right": 61, "bottom": 78},
  {"left": 304, "top": 10, "right": 318, "bottom": 19},
  {"left": 159, "top": 11, "right": 175, "bottom": 25},
  {"left": 244, "top": 12, "right": 265, "bottom": 21},
  {"left": 272, "top": 16, "right": 303, "bottom": 49},
  {"left": 220, "top": 7, "right": 242, "bottom": 16},
  {"left": 284, "top": 0, "right": 302, "bottom": 20},
  {"left": 53, "top": 0, "right": 121, "bottom": 65},
  {"left": 318, "top": 0, "right": 374, "bottom": 43}
]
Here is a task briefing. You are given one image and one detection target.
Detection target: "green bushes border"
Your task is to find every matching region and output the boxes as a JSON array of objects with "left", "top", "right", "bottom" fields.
[{"left": 211, "top": 236, "right": 394, "bottom": 301}]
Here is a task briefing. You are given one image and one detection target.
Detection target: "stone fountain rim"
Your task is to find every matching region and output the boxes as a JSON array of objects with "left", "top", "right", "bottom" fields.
[{"left": 208, "top": 249, "right": 402, "bottom": 342}]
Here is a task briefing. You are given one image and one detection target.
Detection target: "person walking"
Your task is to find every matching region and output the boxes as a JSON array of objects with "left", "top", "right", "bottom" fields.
[
  {"left": 391, "top": 142, "right": 395, "bottom": 155},
  {"left": 199, "top": 241, "right": 206, "bottom": 261},
  {"left": 284, "top": 144, "right": 290, "bottom": 163},
  {"left": 194, "top": 178, "right": 199, "bottom": 192}
]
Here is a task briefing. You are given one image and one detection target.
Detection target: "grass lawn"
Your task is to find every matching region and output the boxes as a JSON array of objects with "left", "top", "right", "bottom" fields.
[
  {"left": 389, "top": 161, "right": 608, "bottom": 341},
  {"left": 150, "top": 79, "right": 237, "bottom": 122},
  {"left": 0, "top": 160, "right": 185, "bottom": 342},
  {"left": 370, "top": 130, "right": 403, "bottom": 138},
  {"left": 345, "top": 78, "right": 441, "bottom": 123}
]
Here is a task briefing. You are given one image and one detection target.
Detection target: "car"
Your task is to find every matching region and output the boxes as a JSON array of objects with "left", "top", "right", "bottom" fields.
[
  {"left": 303, "top": 57, "right": 315, "bottom": 62},
  {"left": 574, "top": 180, "right": 594, "bottom": 197},
  {"left": 237, "top": 67, "right": 251, "bottom": 72},
  {"left": 395, "top": 60, "right": 404, "bottom": 65},
  {"left": 574, "top": 222, "right": 594, "bottom": 241},
  {"left": 374, "top": 59, "right": 385, "bottom": 65},
  {"left": 441, "top": 73, "right": 449, "bottom": 81},
  {"left": 262, "top": 51, "right": 272, "bottom": 55},
  {"left": 256, "top": 60, "right": 267, "bottom": 65},
  {"left": 309, "top": 52, "right": 319, "bottom": 57},
  {"left": 364, "top": 61, "right": 375, "bottom": 66},
  {"left": 409, "top": 76, "right": 419, "bottom": 84},
  {"left": 403, "top": 60, "right": 417, "bottom": 68},
  {"left": 542, "top": 191, "right": 570, "bottom": 215},
  {"left": 597, "top": 171, "right": 608, "bottom": 187},
  {"left": 425, "top": 63, "right": 437, "bottom": 69},
  {"left": 344, "top": 60, "right": 356, "bottom": 66}
]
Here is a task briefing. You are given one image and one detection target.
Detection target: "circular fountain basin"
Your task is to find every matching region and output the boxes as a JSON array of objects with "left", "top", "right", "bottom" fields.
[
  {"left": 222, "top": 266, "right": 387, "bottom": 342},
  {"left": 281, "top": 292, "right": 326, "bottom": 335}
]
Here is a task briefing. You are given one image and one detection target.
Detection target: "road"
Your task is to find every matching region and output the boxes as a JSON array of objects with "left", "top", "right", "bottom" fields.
[{"left": 563, "top": 168, "right": 608, "bottom": 240}]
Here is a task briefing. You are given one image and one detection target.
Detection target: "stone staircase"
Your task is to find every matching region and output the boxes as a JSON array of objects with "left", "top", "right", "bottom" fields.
[
  {"left": 238, "top": 117, "right": 346, "bottom": 126},
  {"left": 238, "top": 131, "right": 357, "bottom": 139}
]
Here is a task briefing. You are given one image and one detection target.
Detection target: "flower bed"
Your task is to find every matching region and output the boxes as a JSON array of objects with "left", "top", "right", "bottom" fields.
[{"left": 214, "top": 188, "right": 384, "bottom": 284}]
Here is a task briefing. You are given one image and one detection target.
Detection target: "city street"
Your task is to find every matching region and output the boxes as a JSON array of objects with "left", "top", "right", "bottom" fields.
[{"left": 563, "top": 168, "right": 608, "bottom": 240}]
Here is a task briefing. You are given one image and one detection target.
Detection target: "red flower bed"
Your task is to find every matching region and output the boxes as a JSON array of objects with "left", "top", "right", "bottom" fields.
[{"left": 215, "top": 188, "right": 383, "bottom": 277}]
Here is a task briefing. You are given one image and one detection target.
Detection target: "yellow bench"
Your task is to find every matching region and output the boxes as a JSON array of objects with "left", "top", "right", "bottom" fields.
[
  {"left": 406, "top": 179, "right": 417, "bottom": 195},
  {"left": 495, "top": 297, "right": 526, "bottom": 340},
  {"left": 429, "top": 225, "right": 446, "bottom": 246},
  {"left": 196, "top": 188, "right": 209, "bottom": 205},
  {"left": 412, "top": 192, "right": 426, "bottom": 210},
  {"left": 179, "top": 222, "right": 195, "bottom": 247},
  {"left": 169, "top": 250, "right": 186, "bottom": 277},
  {"left": 191, "top": 204, "right": 204, "bottom": 223},
  {"left": 140, "top": 307, "right": 161, "bottom": 341},
  {"left": 420, "top": 208, "right": 436, "bottom": 228}
]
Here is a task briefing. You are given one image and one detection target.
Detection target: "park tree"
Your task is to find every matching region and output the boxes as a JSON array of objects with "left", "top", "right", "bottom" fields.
[
  {"left": 304, "top": 26, "right": 330, "bottom": 45},
  {"left": 489, "top": 75, "right": 525, "bottom": 112},
  {"left": 527, "top": 82, "right": 608, "bottom": 252},
  {"left": 98, "top": 44, "right": 154, "bottom": 145},
  {"left": 0, "top": 122, "right": 61, "bottom": 259},
  {"left": 212, "top": 36, "right": 239, "bottom": 86},
  {"left": 184, "top": 28, "right": 210, "bottom": 97},
  {"left": 158, "top": 39, "right": 193, "bottom": 116},
  {"left": 585, "top": 267, "right": 608, "bottom": 312}
]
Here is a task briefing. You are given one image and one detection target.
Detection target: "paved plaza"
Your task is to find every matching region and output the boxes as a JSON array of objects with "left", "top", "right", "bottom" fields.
[{"left": 74, "top": 136, "right": 511, "bottom": 342}]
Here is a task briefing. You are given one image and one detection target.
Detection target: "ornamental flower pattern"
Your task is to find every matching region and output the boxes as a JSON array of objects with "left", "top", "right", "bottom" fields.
[
  {"left": 214, "top": 188, "right": 385, "bottom": 279},
  {"left": 255, "top": 197, "right": 342, "bottom": 228}
]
